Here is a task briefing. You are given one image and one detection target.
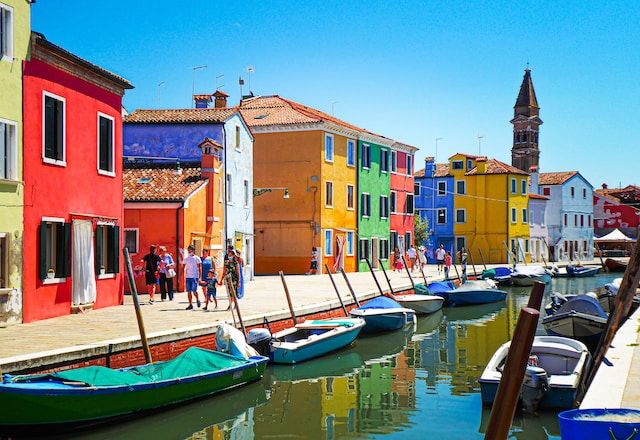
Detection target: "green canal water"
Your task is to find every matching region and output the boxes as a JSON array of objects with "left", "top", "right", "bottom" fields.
[{"left": 68, "top": 274, "right": 620, "bottom": 440}]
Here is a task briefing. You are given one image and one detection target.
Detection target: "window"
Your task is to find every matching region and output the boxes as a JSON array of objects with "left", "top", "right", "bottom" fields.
[
  {"left": 466, "top": 159, "right": 473, "bottom": 170},
  {"left": 456, "top": 236, "right": 466, "bottom": 252},
  {"left": 390, "top": 231, "right": 398, "bottom": 249},
  {"left": 455, "top": 209, "right": 466, "bottom": 223},
  {"left": 588, "top": 215, "right": 592, "bottom": 227},
  {"left": 380, "top": 195, "right": 389, "bottom": 219},
  {"left": 414, "top": 183, "right": 420, "bottom": 196},
  {"left": 226, "top": 173, "right": 233, "bottom": 203},
  {"left": 574, "top": 214, "right": 578, "bottom": 226},
  {"left": 243, "top": 179, "right": 249, "bottom": 207},
  {"left": 580, "top": 214, "right": 584, "bottom": 227},
  {"left": 511, "top": 178, "right": 517, "bottom": 194},
  {"left": 324, "top": 134, "right": 334, "bottom": 162},
  {"left": 456, "top": 180, "right": 466, "bottom": 195},
  {"left": 0, "top": 3, "right": 13, "bottom": 60},
  {"left": 521, "top": 179, "right": 527, "bottom": 195},
  {"left": 437, "top": 208, "right": 447, "bottom": 224},
  {"left": 362, "top": 144, "right": 371, "bottom": 168},
  {"left": 346, "top": 139, "right": 355, "bottom": 167},
  {"left": 406, "top": 194, "right": 414, "bottom": 214},
  {"left": 390, "top": 191, "right": 397, "bottom": 213},
  {"left": 522, "top": 208, "right": 528, "bottom": 223},
  {"left": 437, "top": 181, "right": 446, "bottom": 196},
  {"left": 511, "top": 208, "right": 517, "bottom": 223},
  {"left": 379, "top": 239, "right": 389, "bottom": 260},
  {"left": 324, "top": 229, "right": 333, "bottom": 256},
  {"left": 583, "top": 240, "right": 588, "bottom": 253},
  {"left": 43, "top": 92, "right": 65, "bottom": 165},
  {"left": 570, "top": 186, "right": 575, "bottom": 197},
  {"left": 525, "top": 239, "right": 530, "bottom": 253},
  {"left": 346, "top": 231, "right": 354, "bottom": 256},
  {"left": 380, "top": 149, "right": 389, "bottom": 172},
  {"left": 543, "top": 187, "right": 551, "bottom": 196},
  {"left": 346, "top": 184, "right": 354, "bottom": 210},
  {"left": 404, "top": 232, "right": 412, "bottom": 250},
  {"left": 359, "top": 239, "right": 370, "bottom": 261},
  {"left": 0, "top": 119, "right": 17, "bottom": 180},
  {"left": 452, "top": 160, "right": 463, "bottom": 170},
  {"left": 218, "top": 176, "right": 223, "bottom": 202},
  {"left": 583, "top": 188, "right": 587, "bottom": 199},
  {"left": 96, "top": 224, "right": 120, "bottom": 277},
  {"left": 235, "top": 126, "right": 241, "bottom": 150},
  {"left": 124, "top": 228, "right": 139, "bottom": 254},
  {"left": 39, "top": 219, "right": 70, "bottom": 281},
  {"left": 391, "top": 151, "right": 397, "bottom": 172},
  {"left": 407, "top": 155, "right": 413, "bottom": 175},
  {"left": 563, "top": 213, "right": 568, "bottom": 226},
  {"left": 361, "top": 193, "right": 371, "bottom": 217},
  {"left": 97, "top": 113, "right": 114, "bottom": 175},
  {"left": 325, "top": 181, "right": 333, "bottom": 207}
]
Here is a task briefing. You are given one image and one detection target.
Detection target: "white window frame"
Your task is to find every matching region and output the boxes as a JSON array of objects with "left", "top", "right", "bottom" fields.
[
  {"left": 362, "top": 143, "right": 371, "bottom": 169},
  {"left": 406, "top": 155, "right": 413, "bottom": 175},
  {"left": 346, "top": 184, "right": 355, "bottom": 211},
  {"left": 218, "top": 176, "right": 223, "bottom": 202},
  {"left": 324, "top": 180, "right": 334, "bottom": 208},
  {"left": 346, "top": 231, "right": 355, "bottom": 256},
  {"left": 324, "top": 229, "right": 333, "bottom": 256},
  {"left": 243, "top": 178, "right": 250, "bottom": 208},
  {"left": 522, "top": 208, "right": 528, "bottom": 224},
  {"left": 380, "top": 148, "right": 389, "bottom": 173},
  {"left": 124, "top": 228, "right": 139, "bottom": 255},
  {"left": 455, "top": 180, "right": 466, "bottom": 195},
  {"left": 0, "top": 3, "right": 13, "bottom": 62},
  {"left": 521, "top": 179, "right": 527, "bottom": 195},
  {"left": 404, "top": 232, "right": 412, "bottom": 250},
  {"left": 390, "top": 230, "right": 398, "bottom": 249},
  {"left": 414, "top": 182, "right": 420, "bottom": 196},
  {"left": 0, "top": 117, "right": 18, "bottom": 181},
  {"left": 42, "top": 91, "right": 67, "bottom": 167},
  {"left": 511, "top": 178, "right": 517, "bottom": 194},
  {"left": 379, "top": 238, "right": 389, "bottom": 261},
  {"left": 437, "top": 180, "right": 447, "bottom": 196},
  {"left": 380, "top": 195, "right": 389, "bottom": 219},
  {"left": 41, "top": 216, "right": 66, "bottom": 285},
  {"left": 97, "top": 112, "right": 116, "bottom": 177},
  {"left": 511, "top": 207, "right": 517, "bottom": 223},
  {"left": 361, "top": 192, "right": 371, "bottom": 218},
  {"left": 324, "top": 134, "right": 334, "bottom": 163},
  {"left": 437, "top": 208, "right": 447, "bottom": 225},
  {"left": 406, "top": 193, "right": 415, "bottom": 214},
  {"left": 235, "top": 126, "right": 241, "bottom": 152},
  {"left": 455, "top": 235, "right": 466, "bottom": 252},
  {"left": 96, "top": 222, "right": 117, "bottom": 278},
  {"left": 346, "top": 139, "right": 355, "bottom": 167},
  {"left": 359, "top": 238, "right": 370, "bottom": 262},
  {"left": 390, "top": 150, "right": 397, "bottom": 173},
  {"left": 226, "top": 172, "right": 233, "bottom": 204},
  {"left": 455, "top": 208, "right": 466, "bottom": 224},
  {"left": 390, "top": 190, "right": 397, "bottom": 213}
]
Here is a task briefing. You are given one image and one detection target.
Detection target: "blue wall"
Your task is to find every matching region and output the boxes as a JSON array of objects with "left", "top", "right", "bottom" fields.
[{"left": 124, "top": 123, "right": 224, "bottom": 161}]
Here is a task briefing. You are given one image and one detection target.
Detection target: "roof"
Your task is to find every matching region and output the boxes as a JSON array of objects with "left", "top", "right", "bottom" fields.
[
  {"left": 213, "top": 90, "right": 229, "bottom": 97},
  {"left": 124, "top": 108, "right": 238, "bottom": 124},
  {"left": 465, "top": 158, "right": 528, "bottom": 176},
  {"left": 529, "top": 193, "right": 549, "bottom": 200},
  {"left": 515, "top": 68, "right": 539, "bottom": 110},
  {"left": 124, "top": 167, "right": 207, "bottom": 202},
  {"left": 539, "top": 171, "right": 578, "bottom": 185},
  {"left": 415, "top": 163, "right": 450, "bottom": 178},
  {"left": 32, "top": 32, "right": 133, "bottom": 90},
  {"left": 451, "top": 153, "right": 484, "bottom": 160}
]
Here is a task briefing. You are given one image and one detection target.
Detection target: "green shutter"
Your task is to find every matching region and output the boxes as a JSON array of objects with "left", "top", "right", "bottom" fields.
[
  {"left": 39, "top": 221, "right": 47, "bottom": 280},
  {"left": 63, "top": 223, "right": 71, "bottom": 277},
  {"left": 95, "top": 225, "right": 103, "bottom": 276},
  {"left": 112, "top": 226, "right": 120, "bottom": 274}
]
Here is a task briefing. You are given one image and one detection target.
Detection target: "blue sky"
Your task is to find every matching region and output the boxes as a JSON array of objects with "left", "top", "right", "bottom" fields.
[{"left": 32, "top": 1, "right": 639, "bottom": 186}]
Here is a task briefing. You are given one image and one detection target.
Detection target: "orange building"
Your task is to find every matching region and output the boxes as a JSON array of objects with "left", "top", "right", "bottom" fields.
[
  {"left": 240, "top": 96, "right": 361, "bottom": 274},
  {"left": 123, "top": 141, "right": 224, "bottom": 293}
]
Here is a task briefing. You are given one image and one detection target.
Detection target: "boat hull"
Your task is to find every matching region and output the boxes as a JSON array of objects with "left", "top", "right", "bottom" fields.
[
  {"left": 605, "top": 258, "right": 627, "bottom": 273},
  {"left": 511, "top": 273, "right": 551, "bottom": 287},
  {"left": 439, "top": 290, "right": 507, "bottom": 307},
  {"left": 566, "top": 267, "right": 600, "bottom": 278},
  {"left": 543, "top": 312, "right": 607, "bottom": 339},
  {"left": 479, "top": 381, "right": 577, "bottom": 409},
  {"left": 353, "top": 312, "right": 414, "bottom": 333},
  {"left": 394, "top": 295, "right": 444, "bottom": 314}
]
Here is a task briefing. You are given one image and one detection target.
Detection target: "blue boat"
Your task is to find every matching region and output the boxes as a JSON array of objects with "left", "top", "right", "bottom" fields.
[
  {"left": 349, "top": 296, "right": 415, "bottom": 334},
  {"left": 565, "top": 265, "right": 600, "bottom": 278},
  {"left": 428, "top": 280, "right": 507, "bottom": 307},
  {"left": 481, "top": 267, "right": 513, "bottom": 285},
  {"left": 269, "top": 318, "right": 365, "bottom": 364},
  {"left": 543, "top": 294, "right": 608, "bottom": 345}
]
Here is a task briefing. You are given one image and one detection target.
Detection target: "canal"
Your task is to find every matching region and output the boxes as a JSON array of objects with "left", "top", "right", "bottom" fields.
[{"left": 68, "top": 274, "right": 620, "bottom": 440}]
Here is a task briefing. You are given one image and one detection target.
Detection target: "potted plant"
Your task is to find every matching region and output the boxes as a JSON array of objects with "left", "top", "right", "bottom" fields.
[
  {"left": 47, "top": 268, "right": 55, "bottom": 279},
  {"left": 100, "top": 266, "right": 106, "bottom": 276}
]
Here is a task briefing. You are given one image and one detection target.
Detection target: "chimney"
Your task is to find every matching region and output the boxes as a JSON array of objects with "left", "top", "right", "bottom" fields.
[
  {"left": 193, "top": 94, "right": 213, "bottom": 108},
  {"left": 476, "top": 156, "right": 488, "bottom": 174},
  {"left": 213, "top": 90, "right": 229, "bottom": 108},
  {"left": 602, "top": 183, "right": 608, "bottom": 190},
  {"left": 529, "top": 166, "right": 539, "bottom": 193},
  {"left": 425, "top": 156, "right": 435, "bottom": 178},
  {"left": 198, "top": 137, "right": 223, "bottom": 220}
]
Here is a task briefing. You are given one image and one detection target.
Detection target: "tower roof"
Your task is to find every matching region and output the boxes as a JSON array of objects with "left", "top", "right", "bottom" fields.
[{"left": 514, "top": 68, "right": 539, "bottom": 112}]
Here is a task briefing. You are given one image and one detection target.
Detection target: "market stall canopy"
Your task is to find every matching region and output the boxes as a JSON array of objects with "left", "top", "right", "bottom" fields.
[{"left": 595, "top": 229, "right": 635, "bottom": 242}]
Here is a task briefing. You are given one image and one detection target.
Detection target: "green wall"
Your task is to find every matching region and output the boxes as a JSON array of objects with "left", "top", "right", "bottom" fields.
[
  {"left": 0, "top": 0, "right": 30, "bottom": 325},
  {"left": 357, "top": 140, "right": 391, "bottom": 271}
]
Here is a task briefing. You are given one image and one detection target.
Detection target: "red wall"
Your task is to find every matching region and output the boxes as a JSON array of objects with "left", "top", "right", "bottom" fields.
[
  {"left": 22, "top": 58, "right": 125, "bottom": 322},
  {"left": 391, "top": 150, "right": 415, "bottom": 245},
  {"left": 594, "top": 193, "right": 640, "bottom": 230}
]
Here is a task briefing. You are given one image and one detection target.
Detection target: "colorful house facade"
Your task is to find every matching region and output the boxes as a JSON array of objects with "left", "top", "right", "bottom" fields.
[
  {"left": 528, "top": 168, "right": 550, "bottom": 263},
  {"left": 0, "top": 0, "right": 30, "bottom": 325},
  {"left": 414, "top": 157, "right": 454, "bottom": 261},
  {"left": 539, "top": 171, "right": 594, "bottom": 261},
  {"left": 594, "top": 184, "right": 640, "bottom": 239},
  {"left": 22, "top": 32, "right": 132, "bottom": 322},
  {"left": 450, "top": 153, "right": 530, "bottom": 264},
  {"left": 390, "top": 142, "right": 418, "bottom": 257}
]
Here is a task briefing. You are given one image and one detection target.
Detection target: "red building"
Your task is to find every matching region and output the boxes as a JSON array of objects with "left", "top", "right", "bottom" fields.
[
  {"left": 22, "top": 33, "right": 132, "bottom": 322},
  {"left": 390, "top": 142, "right": 418, "bottom": 257},
  {"left": 594, "top": 184, "right": 640, "bottom": 239}
]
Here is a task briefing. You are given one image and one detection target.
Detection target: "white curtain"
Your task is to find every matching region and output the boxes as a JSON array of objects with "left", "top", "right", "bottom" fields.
[{"left": 72, "top": 220, "right": 97, "bottom": 305}]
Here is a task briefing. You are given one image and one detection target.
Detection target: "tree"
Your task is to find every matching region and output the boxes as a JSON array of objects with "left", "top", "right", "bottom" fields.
[{"left": 414, "top": 213, "right": 430, "bottom": 246}]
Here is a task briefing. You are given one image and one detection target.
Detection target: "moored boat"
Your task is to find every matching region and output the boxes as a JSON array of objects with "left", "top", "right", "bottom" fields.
[
  {"left": 350, "top": 296, "right": 416, "bottom": 333},
  {"left": 428, "top": 279, "right": 507, "bottom": 307},
  {"left": 481, "top": 267, "right": 513, "bottom": 285},
  {"left": 565, "top": 265, "right": 600, "bottom": 278},
  {"left": 604, "top": 258, "right": 628, "bottom": 273},
  {"left": 542, "top": 294, "right": 608, "bottom": 344},
  {"left": 511, "top": 266, "right": 552, "bottom": 286},
  {"left": 394, "top": 294, "right": 444, "bottom": 315}
]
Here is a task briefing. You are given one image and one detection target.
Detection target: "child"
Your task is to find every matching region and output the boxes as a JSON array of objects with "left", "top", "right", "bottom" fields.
[
  {"left": 444, "top": 251, "right": 452, "bottom": 280},
  {"left": 201, "top": 269, "right": 218, "bottom": 310}
]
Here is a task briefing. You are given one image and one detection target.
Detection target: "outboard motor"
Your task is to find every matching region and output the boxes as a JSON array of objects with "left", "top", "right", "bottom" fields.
[
  {"left": 520, "top": 365, "right": 549, "bottom": 414},
  {"left": 247, "top": 328, "right": 272, "bottom": 357},
  {"left": 545, "top": 292, "right": 568, "bottom": 316}
]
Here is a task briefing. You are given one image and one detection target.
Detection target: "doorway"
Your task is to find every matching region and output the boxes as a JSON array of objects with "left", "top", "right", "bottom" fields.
[
  {"left": 372, "top": 238, "right": 379, "bottom": 268},
  {"left": 72, "top": 220, "right": 97, "bottom": 306}
]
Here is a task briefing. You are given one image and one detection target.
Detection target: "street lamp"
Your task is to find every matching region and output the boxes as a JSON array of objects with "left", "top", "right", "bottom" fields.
[{"left": 253, "top": 187, "right": 290, "bottom": 199}]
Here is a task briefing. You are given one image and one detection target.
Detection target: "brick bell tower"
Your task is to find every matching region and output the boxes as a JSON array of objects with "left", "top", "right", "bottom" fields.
[{"left": 511, "top": 67, "right": 543, "bottom": 172}]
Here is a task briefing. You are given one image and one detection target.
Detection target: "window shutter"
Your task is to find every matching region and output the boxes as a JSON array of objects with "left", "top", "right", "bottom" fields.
[
  {"left": 39, "top": 221, "right": 47, "bottom": 280},
  {"left": 55, "top": 100, "right": 64, "bottom": 160},
  {"left": 95, "top": 225, "right": 103, "bottom": 276},
  {"left": 111, "top": 226, "right": 120, "bottom": 273},
  {"left": 44, "top": 98, "right": 55, "bottom": 159},
  {"left": 62, "top": 223, "right": 71, "bottom": 278}
]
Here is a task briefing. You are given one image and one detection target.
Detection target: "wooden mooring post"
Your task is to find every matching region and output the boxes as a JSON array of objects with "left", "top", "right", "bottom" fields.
[
  {"left": 279, "top": 270, "right": 298, "bottom": 325},
  {"left": 225, "top": 275, "right": 246, "bottom": 336},
  {"left": 340, "top": 268, "right": 361, "bottom": 307},
  {"left": 325, "top": 264, "right": 349, "bottom": 316},
  {"left": 124, "top": 247, "right": 152, "bottom": 364},
  {"left": 365, "top": 258, "right": 385, "bottom": 296},
  {"left": 401, "top": 255, "right": 416, "bottom": 290},
  {"left": 379, "top": 261, "right": 396, "bottom": 294},
  {"left": 478, "top": 248, "right": 488, "bottom": 271}
]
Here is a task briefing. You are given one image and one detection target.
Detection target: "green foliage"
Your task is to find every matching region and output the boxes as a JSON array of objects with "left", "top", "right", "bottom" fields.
[{"left": 414, "top": 213, "right": 430, "bottom": 245}]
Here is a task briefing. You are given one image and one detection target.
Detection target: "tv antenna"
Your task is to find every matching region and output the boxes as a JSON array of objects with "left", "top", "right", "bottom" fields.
[
  {"left": 477, "top": 135, "right": 485, "bottom": 155},
  {"left": 191, "top": 65, "right": 208, "bottom": 107},
  {"left": 215, "top": 74, "right": 225, "bottom": 91},
  {"left": 331, "top": 101, "right": 339, "bottom": 116},
  {"left": 435, "top": 137, "right": 444, "bottom": 162},
  {"left": 246, "top": 66, "right": 255, "bottom": 94},
  {"left": 157, "top": 81, "right": 165, "bottom": 108}
]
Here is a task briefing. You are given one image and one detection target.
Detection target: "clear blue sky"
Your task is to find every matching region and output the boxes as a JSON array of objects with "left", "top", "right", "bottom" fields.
[{"left": 32, "top": 1, "right": 639, "bottom": 187}]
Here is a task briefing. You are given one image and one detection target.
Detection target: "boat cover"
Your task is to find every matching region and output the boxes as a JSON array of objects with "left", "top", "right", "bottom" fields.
[
  {"left": 481, "top": 269, "right": 496, "bottom": 279},
  {"left": 494, "top": 267, "right": 512, "bottom": 277},
  {"left": 358, "top": 296, "right": 403, "bottom": 310},
  {"left": 556, "top": 295, "right": 607, "bottom": 318},
  {"left": 427, "top": 281, "right": 455, "bottom": 294},
  {"left": 415, "top": 283, "right": 429, "bottom": 295},
  {"left": 303, "top": 320, "right": 357, "bottom": 327},
  {"left": 7, "top": 347, "right": 250, "bottom": 387}
]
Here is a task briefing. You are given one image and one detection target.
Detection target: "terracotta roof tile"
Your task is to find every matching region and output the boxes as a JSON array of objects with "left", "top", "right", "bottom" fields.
[
  {"left": 124, "top": 108, "right": 237, "bottom": 124},
  {"left": 414, "top": 163, "right": 449, "bottom": 178},
  {"left": 124, "top": 167, "right": 207, "bottom": 202},
  {"left": 529, "top": 193, "right": 549, "bottom": 200},
  {"left": 539, "top": 171, "right": 578, "bottom": 185},
  {"left": 465, "top": 159, "right": 528, "bottom": 176}
]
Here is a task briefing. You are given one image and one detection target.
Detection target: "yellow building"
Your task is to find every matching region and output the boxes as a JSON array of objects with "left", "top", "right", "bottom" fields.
[{"left": 450, "top": 153, "right": 530, "bottom": 264}]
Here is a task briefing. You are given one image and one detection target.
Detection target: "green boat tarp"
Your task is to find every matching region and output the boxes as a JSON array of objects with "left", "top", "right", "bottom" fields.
[
  {"left": 481, "top": 269, "right": 496, "bottom": 279},
  {"left": 9, "top": 347, "right": 250, "bottom": 387},
  {"left": 415, "top": 283, "right": 430, "bottom": 295}
]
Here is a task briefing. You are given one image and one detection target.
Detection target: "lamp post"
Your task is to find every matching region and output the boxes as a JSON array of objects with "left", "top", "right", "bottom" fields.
[{"left": 253, "top": 187, "right": 290, "bottom": 199}]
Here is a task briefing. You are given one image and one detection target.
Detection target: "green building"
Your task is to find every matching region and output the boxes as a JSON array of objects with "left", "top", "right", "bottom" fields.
[
  {"left": 0, "top": 0, "right": 30, "bottom": 325},
  {"left": 357, "top": 134, "right": 392, "bottom": 271}
]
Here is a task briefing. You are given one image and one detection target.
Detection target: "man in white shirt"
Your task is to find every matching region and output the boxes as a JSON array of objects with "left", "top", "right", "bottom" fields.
[
  {"left": 407, "top": 245, "right": 417, "bottom": 272},
  {"left": 182, "top": 245, "right": 202, "bottom": 310},
  {"left": 435, "top": 244, "right": 446, "bottom": 273}
]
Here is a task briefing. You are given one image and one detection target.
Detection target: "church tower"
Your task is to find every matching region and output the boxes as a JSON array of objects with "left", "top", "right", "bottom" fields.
[{"left": 511, "top": 68, "right": 543, "bottom": 172}]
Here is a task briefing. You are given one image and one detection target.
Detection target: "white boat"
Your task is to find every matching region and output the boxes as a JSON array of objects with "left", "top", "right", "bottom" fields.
[
  {"left": 394, "top": 294, "right": 444, "bottom": 315},
  {"left": 350, "top": 296, "right": 416, "bottom": 333},
  {"left": 511, "top": 266, "right": 553, "bottom": 287},
  {"left": 479, "top": 336, "right": 590, "bottom": 411}
]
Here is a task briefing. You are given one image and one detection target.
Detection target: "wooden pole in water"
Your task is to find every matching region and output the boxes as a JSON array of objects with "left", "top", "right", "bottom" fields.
[
  {"left": 326, "top": 264, "right": 349, "bottom": 316},
  {"left": 340, "top": 268, "right": 361, "bottom": 307},
  {"left": 478, "top": 248, "right": 488, "bottom": 271},
  {"left": 503, "top": 240, "right": 516, "bottom": 268},
  {"left": 516, "top": 239, "right": 528, "bottom": 266},
  {"left": 418, "top": 257, "right": 428, "bottom": 285},
  {"left": 468, "top": 250, "right": 478, "bottom": 278},
  {"left": 123, "top": 247, "right": 152, "bottom": 364},
  {"left": 380, "top": 262, "right": 395, "bottom": 294},
  {"left": 401, "top": 255, "right": 416, "bottom": 289},
  {"left": 595, "top": 241, "right": 607, "bottom": 271},
  {"left": 484, "top": 306, "right": 540, "bottom": 440},
  {"left": 527, "top": 281, "right": 546, "bottom": 312},
  {"left": 225, "top": 275, "right": 246, "bottom": 336},
  {"left": 539, "top": 241, "right": 550, "bottom": 269},
  {"left": 452, "top": 252, "right": 462, "bottom": 283},
  {"left": 279, "top": 270, "right": 298, "bottom": 325},
  {"left": 365, "top": 258, "right": 385, "bottom": 296},
  {"left": 542, "top": 237, "right": 553, "bottom": 263}
]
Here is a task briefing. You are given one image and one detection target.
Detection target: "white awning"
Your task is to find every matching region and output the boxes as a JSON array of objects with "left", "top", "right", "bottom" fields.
[{"left": 595, "top": 229, "right": 635, "bottom": 242}]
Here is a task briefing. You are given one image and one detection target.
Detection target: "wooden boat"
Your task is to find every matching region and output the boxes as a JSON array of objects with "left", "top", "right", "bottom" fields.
[
  {"left": 0, "top": 347, "right": 268, "bottom": 429},
  {"left": 480, "top": 267, "right": 513, "bottom": 285},
  {"left": 394, "top": 294, "right": 444, "bottom": 315},
  {"left": 350, "top": 296, "right": 416, "bottom": 333},
  {"left": 511, "top": 266, "right": 552, "bottom": 286},
  {"left": 269, "top": 318, "right": 365, "bottom": 364},
  {"left": 605, "top": 258, "right": 628, "bottom": 273},
  {"left": 428, "top": 279, "right": 507, "bottom": 307},
  {"left": 543, "top": 294, "right": 608, "bottom": 345},
  {"left": 479, "top": 336, "right": 589, "bottom": 410},
  {"left": 566, "top": 265, "right": 600, "bottom": 278}
]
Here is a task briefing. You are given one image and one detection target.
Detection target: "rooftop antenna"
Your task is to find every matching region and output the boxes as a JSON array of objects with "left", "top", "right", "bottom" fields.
[
  {"left": 246, "top": 66, "right": 255, "bottom": 94},
  {"left": 191, "top": 65, "right": 208, "bottom": 107},
  {"left": 157, "top": 81, "right": 165, "bottom": 108},
  {"left": 435, "top": 137, "right": 444, "bottom": 162},
  {"left": 331, "top": 101, "right": 339, "bottom": 116},
  {"left": 477, "top": 135, "right": 485, "bottom": 155},
  {"left": 239, "top": 76, "right": 245, "bottom": 101},
  {"left": 215, "top": 74, "right": 225, "bottom": 91}
]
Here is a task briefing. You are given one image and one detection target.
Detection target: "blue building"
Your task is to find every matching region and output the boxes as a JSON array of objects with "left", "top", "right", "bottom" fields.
[{"left": 415, "top": 157, "right": 454, "bottom": 262}]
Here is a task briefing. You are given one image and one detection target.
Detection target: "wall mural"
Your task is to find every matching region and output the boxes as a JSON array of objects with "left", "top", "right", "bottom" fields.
[{"left": 124, "top": 124, "right": 224, "bottom": 161}]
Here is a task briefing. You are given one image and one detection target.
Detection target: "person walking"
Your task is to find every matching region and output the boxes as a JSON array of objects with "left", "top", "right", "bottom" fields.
[
  {"left": 182, "top": 245, "right": 202, "bottom": 310},
  {"left": 157, "top": 246, "right": 175, "bottom": 301},
  {"left": 201, "top": 269, "right": 218, "bottom": 310},
  {"left": 418, "top": 246, "right": 427, "bottom": 269},
  {"left": 444, "top": 251, "right": 452, "bottom": 280},
  {"left": 457, "top": 246, "right": 468, "bottom": 279},
  {"left": 393, "top": 247, "right": 403, "bottom": 272},
  {"left": 141, "top": 245, "right": 161, "bottom": 304},
  {"left": 407, "top": 244, "right": 417, "bottom": 272},
  {"left": 201, "top": 248, "right": 214, "bottom": 294},
  {"left": 306, "top": 247, "right": 319, "bottom": 275},
  {"left": 220, "top": 246, "right": 242, "bottom": 310},
  {"left": 435, "top": 244, "right": 446, "bottom": 273}
]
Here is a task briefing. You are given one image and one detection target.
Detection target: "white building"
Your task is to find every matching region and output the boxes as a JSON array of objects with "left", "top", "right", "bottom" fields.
[{"left": 528, "top": 168, "right": 550, "bottom": 263}]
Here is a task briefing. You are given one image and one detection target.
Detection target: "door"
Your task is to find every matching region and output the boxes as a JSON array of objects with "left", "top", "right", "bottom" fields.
[
  {"left": 372, "top": 238, "right": 379, "bottom": 268},
  {"left": 72, "top": 219, "right": 97, "bottom": 306},
  {"left": 333, "top": 234, "right": 345, "bottom": 272}
]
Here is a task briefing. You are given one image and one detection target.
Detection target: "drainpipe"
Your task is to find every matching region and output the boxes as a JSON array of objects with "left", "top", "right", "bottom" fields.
[
  {"left": 176, "top": 203, "right": 182, "bottom": 289},
  {"left": 222, "top": 124, "right": 228, "bottom": 248}
]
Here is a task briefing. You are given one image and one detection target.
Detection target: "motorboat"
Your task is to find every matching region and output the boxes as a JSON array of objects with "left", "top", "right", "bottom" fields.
[
  {"left": 350, "top": 296, "right": 416, "bottom": 333},
  {"left": 542, "top": 294, "right": 608, "bottom": 344},
  {"left": 480, "top": 267, "right": 513, "bottom": 285},
  {"left": 394, "top": 294, "right": 444, "bottom": 315},
  {"left": 511, "top": 266, "right": 553, "bottom": 287},
  {"left": 427, "top": 279, "right": 507, "bottom": 307},
  {"left": 479, "top": 336, "right": 590, "bottom": 411},
  {"left": 566, "top": 265, "right": 600, "bottom": 278}
]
